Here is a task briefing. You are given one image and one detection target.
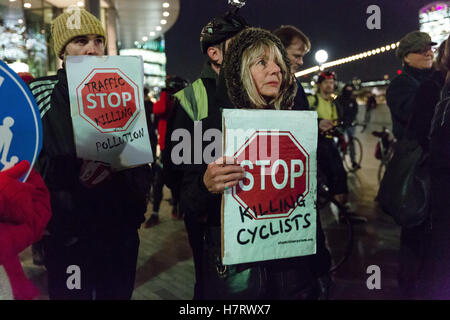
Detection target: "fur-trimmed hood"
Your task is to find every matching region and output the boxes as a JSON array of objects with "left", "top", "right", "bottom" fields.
[{"left": 222, "top": 27, "right": 297, "bottom": 109}]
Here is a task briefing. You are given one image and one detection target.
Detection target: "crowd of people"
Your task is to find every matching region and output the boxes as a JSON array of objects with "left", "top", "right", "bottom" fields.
[{"left": 2, "top": 5, "right": 450, "bottom": 300}]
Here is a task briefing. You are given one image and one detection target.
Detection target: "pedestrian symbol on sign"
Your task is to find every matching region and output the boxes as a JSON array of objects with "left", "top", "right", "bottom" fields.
[{"left": 0, "top": 116, "right": 19, "bottom": 171}]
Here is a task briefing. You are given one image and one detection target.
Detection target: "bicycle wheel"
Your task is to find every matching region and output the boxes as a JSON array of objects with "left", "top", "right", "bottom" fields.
[
  {"left": 343, "top": 137, "right": 363, "bottom": 172},
  {"left": 319, "top": 196, "right": 354, "bottom": 274}
]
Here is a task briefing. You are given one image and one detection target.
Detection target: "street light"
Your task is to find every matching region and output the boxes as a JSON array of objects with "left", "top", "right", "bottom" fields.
[
  {"left": 315, "top": 49, "right": 328, "bottom": 63},
  {"left": 315, "top": 50, "right": 328, "bottom": 70}
]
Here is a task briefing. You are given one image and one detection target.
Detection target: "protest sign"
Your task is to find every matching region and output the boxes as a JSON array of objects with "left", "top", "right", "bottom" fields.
[
  {"left": 66, "top": 55, "right": 153, "bottom": 169},
  {"left": 221, "top": 109, "right": 317, "bottom": 265},
  {"left": 0, "top": 60, "right": 42, "bottom": 181}
]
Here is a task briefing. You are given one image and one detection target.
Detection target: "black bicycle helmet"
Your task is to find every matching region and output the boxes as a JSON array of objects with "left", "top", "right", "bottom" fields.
[{"left": 200, "top": 11, "right": 248, "bottom": 54}]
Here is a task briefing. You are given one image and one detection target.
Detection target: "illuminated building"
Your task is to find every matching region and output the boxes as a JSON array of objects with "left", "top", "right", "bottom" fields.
[{"left": 419, "top": 2, "right": 450, "bottom": 45}]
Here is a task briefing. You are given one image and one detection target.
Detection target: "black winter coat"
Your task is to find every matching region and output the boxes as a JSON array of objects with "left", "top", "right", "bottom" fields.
[
  {"left": 292, "top": 78, "right": 310, "bottom": 111},
  {"left": 335, "top": 95, "right": 358, "bottom": 128},
  {"left": 426, "top": 80, "right": 450, "bottom": 298},
  {"left": 386, "top": 64, "right": 432, "bottom": 140},
  {"left": 405, "top": 70, "right": 446, "bottom": 151}
]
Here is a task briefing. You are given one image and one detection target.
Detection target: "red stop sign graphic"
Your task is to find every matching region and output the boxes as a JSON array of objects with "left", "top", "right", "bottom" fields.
[
  {"left": 232, "top": 131, "right": 309, "bottom": 220},
  {"left": 76, "top": 68, "right": 141, "bottom": 133}
]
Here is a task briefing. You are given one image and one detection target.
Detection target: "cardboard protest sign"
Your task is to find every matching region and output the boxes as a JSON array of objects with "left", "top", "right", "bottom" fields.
[
  {"left": 66, "top": 55, "right": 153, "bottom": 169},
  {"left": 0, "top": 60, "right": 42, "bottom": 181},
  {"left": 221, "top": 109, "right": 317, "bottom": 265}
]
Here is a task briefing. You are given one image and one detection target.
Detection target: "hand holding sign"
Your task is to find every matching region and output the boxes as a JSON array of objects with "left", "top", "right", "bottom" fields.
[
  {"left": 79, "top": 160, "right": 112, "bottom": 188},
  {"left": 203, "top": 156, "right": 245, "bottom": 194}
]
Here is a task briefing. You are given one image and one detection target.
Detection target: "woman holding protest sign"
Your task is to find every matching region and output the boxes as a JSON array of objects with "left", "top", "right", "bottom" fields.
[{"left": 180, "top": 27, "right": 331, "bottom": 299}]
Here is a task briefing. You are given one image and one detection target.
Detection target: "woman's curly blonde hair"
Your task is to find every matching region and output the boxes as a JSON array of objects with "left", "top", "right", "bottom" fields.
[{"left": 223, "top": 27, "right": 297, "bottom": 110}]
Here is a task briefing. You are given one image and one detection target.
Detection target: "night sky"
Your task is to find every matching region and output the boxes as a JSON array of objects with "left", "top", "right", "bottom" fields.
[{"left": 165, "top": 0, "right": 437, "bottom": 83}]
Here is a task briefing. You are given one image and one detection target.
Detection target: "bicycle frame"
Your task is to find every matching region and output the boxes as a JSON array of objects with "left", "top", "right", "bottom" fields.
[{"left": 372, "top": 127, "right": 395, "bottom": 182}]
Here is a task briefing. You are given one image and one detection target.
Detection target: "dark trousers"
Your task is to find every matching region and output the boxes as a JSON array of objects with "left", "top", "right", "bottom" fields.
[
  {"left": 152, "top": 163, "right": 164, "bottom": 213},
  {"left": 184, "top": 210, "right": 205, "bottom": 300},
  {"left": 398, "top": 222, "right": 430, "bottom": 299},
  {"left": 153, "top": 162, "right": 180, "bottom": 214},
  {"left": 421, "top": 170, "right": 450, "bottom": 299},
  {"left": 44, "top": 230, "right": 140, "bottom": 300}
]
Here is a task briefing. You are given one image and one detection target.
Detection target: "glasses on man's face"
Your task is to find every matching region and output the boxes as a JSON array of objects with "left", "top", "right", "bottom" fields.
[{"left": 410, "top": 46, "right": 436, "bottom": 55}]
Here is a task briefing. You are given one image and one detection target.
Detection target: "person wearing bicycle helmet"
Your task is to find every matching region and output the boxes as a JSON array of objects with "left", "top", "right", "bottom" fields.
[
  {"left": 164, "top": 10, "right": 248, "bottom": 300},
  {"left": 309, "top": 72, "right": 366, "bottom": 224},
  {"left": 199, "top": 11, "right": 248, "bottom": 75}
]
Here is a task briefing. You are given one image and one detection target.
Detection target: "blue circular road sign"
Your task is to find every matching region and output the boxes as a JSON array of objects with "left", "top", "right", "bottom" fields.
[{"left": 0, "top": 60, "right": 42, "bottom": 181}]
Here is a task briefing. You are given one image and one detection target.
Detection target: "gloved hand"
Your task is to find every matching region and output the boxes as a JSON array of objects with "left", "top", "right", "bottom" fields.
[
  {"left": 0, "top": 160, "right": 33, "bottom": 224},
  {"left": 79, "top": 160, "right": 112, "bottom": 188},
  {"left": 0, "top": 160, "right": 51, "bottom": 262}
]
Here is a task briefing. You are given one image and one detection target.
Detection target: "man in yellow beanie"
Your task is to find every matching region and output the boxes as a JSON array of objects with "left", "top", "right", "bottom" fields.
[
  {"left": 51, "top": 7, "right": 107, "bottom": 60},
  {"left": 28, "top": 8, "right": 152, "bottom": 300}
]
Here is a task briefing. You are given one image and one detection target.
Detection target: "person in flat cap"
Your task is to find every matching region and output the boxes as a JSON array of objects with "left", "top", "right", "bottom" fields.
[
  {"left": 386, "top": 30, "right": 436, "bottom": 299},
  {"left": 395, "top": 31, "right": 437, "bottom": 65},
  {"left": 27, "top": 8, "right": 152, "bottom": 300},
  {"left": 386, "top": 31, "right": 436, "bottom": 140}
]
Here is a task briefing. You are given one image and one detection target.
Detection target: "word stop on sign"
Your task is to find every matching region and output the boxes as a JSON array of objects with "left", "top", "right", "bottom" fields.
[
  {"left": 231, "top": 131, "right": 310, "bottom": 219},
  {"left": 86, "top": 92, "right": 133, "bottom": 109},
  {"left": 239, "top": 159, "right": 304, "bottom": 191}
]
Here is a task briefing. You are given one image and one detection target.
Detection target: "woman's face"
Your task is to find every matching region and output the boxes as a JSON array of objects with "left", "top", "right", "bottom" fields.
[
  {"left": 250, "top": 47, "right": 282, "bottom": 100},
  {"left": 404, "top": 45, "right": 434, "bottom": 70}
]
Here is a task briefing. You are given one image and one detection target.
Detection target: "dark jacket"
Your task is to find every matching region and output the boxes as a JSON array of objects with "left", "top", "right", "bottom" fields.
[
  {"left": 405, "top": 70, "right": 446, "bottom": 151},
  {"left": 335, "top": 95, "right": 358, "bottom": 128},
  {"left": 367, "top": 95, "right": 377, "bottom": 109},
  {"left": 426, "top": 80, "right": 450, "bottom": 298},
  {"left": 292, "top": 77, "right": 310, "bottom": 111},
  {"left": 386, "top": 64, "right": 432, "bottom": 140},
  {"left": 144, "top": 98, "right": 158, "bottom": 157},
  {"left": 29, "top": 68, "right": 152, "bottom": 239},
  {"left": 163, "top": 62, "right": 218, "bottom": 193}
]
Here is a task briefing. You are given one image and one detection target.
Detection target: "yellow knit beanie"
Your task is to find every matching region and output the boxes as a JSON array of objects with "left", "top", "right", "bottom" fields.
[{"left": 51, "top": 8, "right": 107, "bottom": 59}]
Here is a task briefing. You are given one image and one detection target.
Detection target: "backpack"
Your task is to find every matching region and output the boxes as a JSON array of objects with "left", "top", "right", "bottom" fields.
[
  {"left": 377, "top": 138, "right": 430, "bottom": 228},
  {"left": 308, "top": 94, "right": 319, "bottom": 109},
  {"left": 309, "top": 94, "right": 341, "bottom": 120}
]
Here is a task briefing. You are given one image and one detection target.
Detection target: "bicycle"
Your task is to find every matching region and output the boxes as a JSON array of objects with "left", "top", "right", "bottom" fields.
[
  {"left": 317, "top": 180, "right": 354, "bottom": 273},
  {"left": 326, "top": 121, "right": 363, "bottom": 173},
  {"left": 372, "top": 127, "right": 395, "bottom": 183}
]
